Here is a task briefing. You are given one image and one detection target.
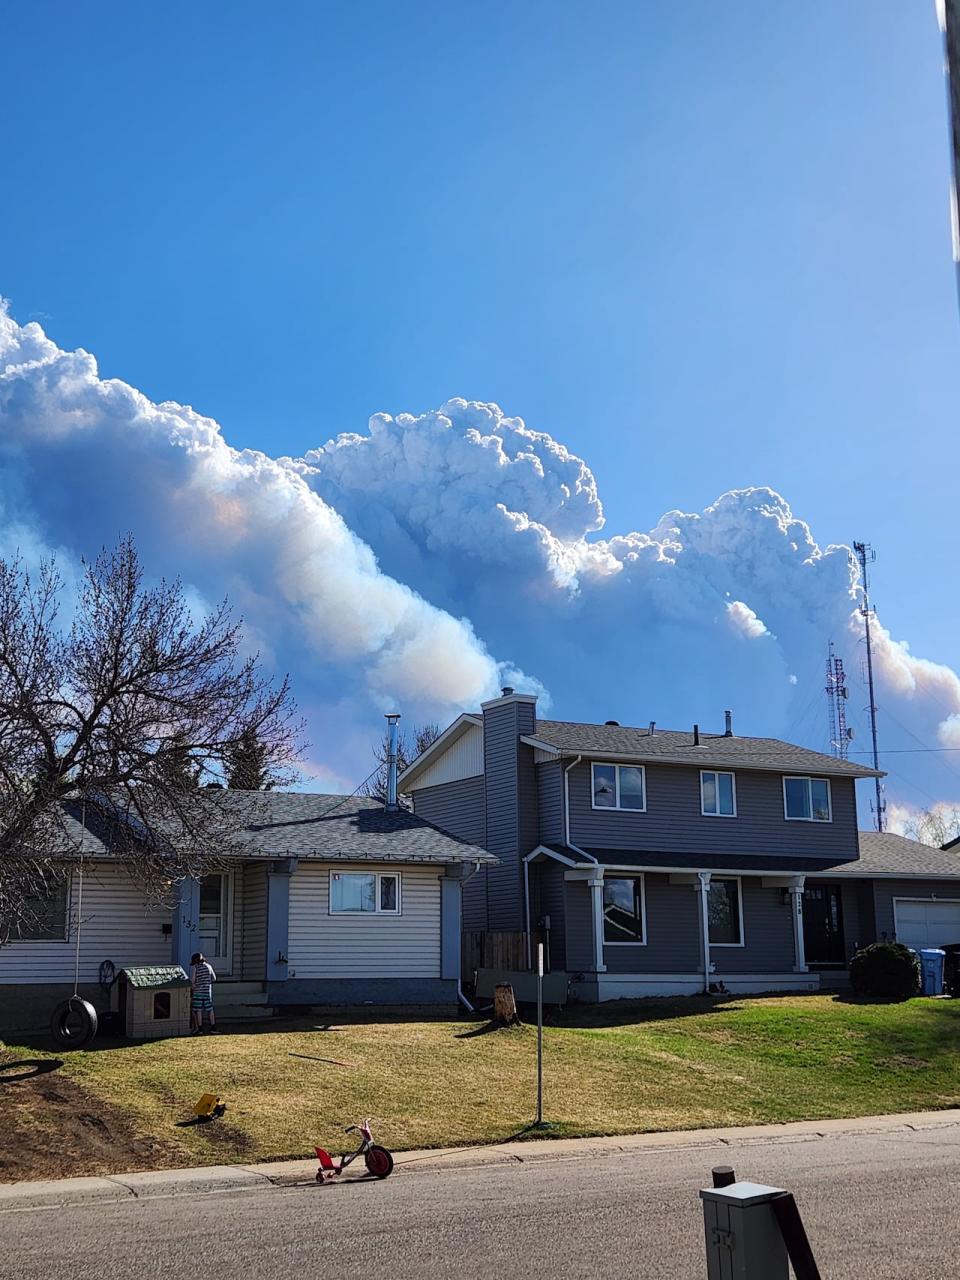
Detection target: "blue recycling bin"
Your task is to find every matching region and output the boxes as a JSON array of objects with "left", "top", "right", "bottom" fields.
[{"left": 919, "top": 949, "right": 945, "bottom": 996}]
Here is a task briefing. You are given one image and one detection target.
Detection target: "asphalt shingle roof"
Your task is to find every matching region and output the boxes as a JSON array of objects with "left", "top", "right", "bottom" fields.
[
  {"left": 54, "top": 792, "right": 496, "bottom": 866},
  {"left": 538, "top": 831, "right": 960, "bottom": 879},
  {"left": 532, "top": 719, "right": 883, "bottom": 778}
]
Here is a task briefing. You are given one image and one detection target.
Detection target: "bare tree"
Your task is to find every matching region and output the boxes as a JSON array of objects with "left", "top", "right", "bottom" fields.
[
  {"left": 0, "top": 537, "right": 303, "bottom": 939},
  {"left": 902, "top": 805, "right": 960, "bottom": 849},
  {"left": 362, "top": 723, "right": 441, "bottom": 806}
]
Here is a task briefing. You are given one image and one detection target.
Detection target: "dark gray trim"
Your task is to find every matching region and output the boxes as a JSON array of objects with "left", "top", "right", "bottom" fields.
[{"left": 267, "top": 977, "right": 458, "bottom": 1006}]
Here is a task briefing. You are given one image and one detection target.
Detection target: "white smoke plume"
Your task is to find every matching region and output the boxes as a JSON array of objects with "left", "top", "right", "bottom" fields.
[{"left": 1, "top": 308, "right": 958, "bottom": 816}]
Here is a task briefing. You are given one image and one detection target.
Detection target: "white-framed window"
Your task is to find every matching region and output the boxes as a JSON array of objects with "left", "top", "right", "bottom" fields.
[
  {"left": 708, "top": 876, "right": 743, "bottom": 946},
  {"left": 602, "top": 876, "right": 646, "bottom": 944},
  {"left": 591, "top": 762, "right": 646, "bottom": 811},
  {"left": 16, "top": 874, "right": 70, "bottom": 942},
  {"left": 329, "top": 871, "right": 401, "bottom": 915},
  {"left": 701, "top": 770, "right": 737, "bottom": 817},
  {"left": 783, "top": 776, "right": 832, "bottom": 822}
]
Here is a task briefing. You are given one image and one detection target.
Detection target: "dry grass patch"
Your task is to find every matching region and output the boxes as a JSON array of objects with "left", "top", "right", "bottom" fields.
[{"left": 3, "top": 993, "right": 960, "bottom": 1180}]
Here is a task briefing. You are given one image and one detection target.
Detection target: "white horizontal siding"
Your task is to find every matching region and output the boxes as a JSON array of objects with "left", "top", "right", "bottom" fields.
[
  {"left": 407, "top": 725, "right": 483, "bottom": 791},
  {"left": 288, "top": 863, "right": 441, "bottom": 979},
  {"left": 0, "top": 863, "right": 171, "bottom": 984}
]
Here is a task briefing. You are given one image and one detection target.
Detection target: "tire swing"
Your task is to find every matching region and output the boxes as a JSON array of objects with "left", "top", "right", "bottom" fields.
[
  {"left": 50, "top": 995, "right": 98, "bottom": 1050},
  {"left": 49, "top": 843, "right": 98, "bottom": 1051}
]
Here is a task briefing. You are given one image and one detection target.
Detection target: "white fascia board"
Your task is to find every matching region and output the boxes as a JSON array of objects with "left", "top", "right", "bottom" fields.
[
  {"left": 523, "top": 844, "right": 580, "bottom": 867},
  {"left": 586, "top": 862, "right": 821, "bottom": 878},
  {"left": 519, "top": 735, "right": 562, "bottom": 755},
  {"left": 813, "top": 870, "right": 960, "bottom": 880},
  {"left": 397, "top": 713, "right": 482, "bottom": 789}
]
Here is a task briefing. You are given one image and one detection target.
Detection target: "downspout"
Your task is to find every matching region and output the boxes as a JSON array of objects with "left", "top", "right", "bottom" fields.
[
  {"left": 562, "top": 755, "right": 597, "bottom": 862},
  {"left": 456, "top": 860, "right": 482, "bottom": 1012}
]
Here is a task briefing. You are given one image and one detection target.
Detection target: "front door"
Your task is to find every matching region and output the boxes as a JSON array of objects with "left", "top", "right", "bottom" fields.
[
  {"left": 199, "top": 872, "right": 234, "bottom": 976},
  {"left": 802, "top": 883, "right": 845, "bottom": 966}
]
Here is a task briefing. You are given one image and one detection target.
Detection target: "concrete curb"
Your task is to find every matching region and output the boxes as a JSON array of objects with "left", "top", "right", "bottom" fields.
[{"left": 2, "top": 1109, "right": 958, "bottom": 1211}]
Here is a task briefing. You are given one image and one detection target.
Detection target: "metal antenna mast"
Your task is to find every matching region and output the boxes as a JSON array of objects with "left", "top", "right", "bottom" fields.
[
  {"left": 853, "top": 541, "right": 884, "bottom": 831},
  {"left": 825, "top": 642, "right": 850, "bottom": 760}
]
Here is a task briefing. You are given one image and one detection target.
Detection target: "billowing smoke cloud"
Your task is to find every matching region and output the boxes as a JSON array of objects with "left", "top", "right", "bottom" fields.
[{"left": 1, "top": 310, "right": 958, "bottom": 819}]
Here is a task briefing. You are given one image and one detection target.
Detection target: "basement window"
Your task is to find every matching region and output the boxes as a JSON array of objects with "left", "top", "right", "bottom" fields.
[
  {"left": 591, "top": 763, "right": 646, "bottom": 811},
  {"left": 330, "top": 872, "right": 401, "bottom": 915}
]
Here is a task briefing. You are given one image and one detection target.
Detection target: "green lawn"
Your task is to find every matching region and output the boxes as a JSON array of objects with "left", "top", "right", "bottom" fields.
[{"left": 3, "top": 994, "right": 959, "bottom": 1180}]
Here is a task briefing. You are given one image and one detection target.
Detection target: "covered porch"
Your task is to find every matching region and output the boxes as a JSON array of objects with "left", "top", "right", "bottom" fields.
[{"left": 525, "top": 846, "right": 821, "bottom": 1002}]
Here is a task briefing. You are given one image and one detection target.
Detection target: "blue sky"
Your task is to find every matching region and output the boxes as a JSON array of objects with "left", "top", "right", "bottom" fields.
[{"left": 2, "top": 3, "right": 959, "bottom": 812}]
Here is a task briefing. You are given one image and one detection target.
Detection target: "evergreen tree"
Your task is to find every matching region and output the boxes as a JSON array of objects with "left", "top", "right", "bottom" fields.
[{"left": 225, "top": 728, "right": 277, "bottom": 790}]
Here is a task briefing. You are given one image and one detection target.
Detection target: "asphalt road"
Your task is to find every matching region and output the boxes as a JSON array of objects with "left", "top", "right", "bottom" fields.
[{"left": 4, "top": 1126, "right": 960, "bottom": 1279}]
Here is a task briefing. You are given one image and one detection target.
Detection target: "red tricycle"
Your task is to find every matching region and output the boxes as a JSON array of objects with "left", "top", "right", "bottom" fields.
[{"left": 315, "top": 1119, "right": 394, "bottom": 1182}]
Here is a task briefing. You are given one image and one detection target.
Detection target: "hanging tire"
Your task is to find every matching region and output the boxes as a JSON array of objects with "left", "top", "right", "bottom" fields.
[
  {"left": 49, "top": 997, "right": 98, "bottom": 1050},
  {"left": 364, "top": 1145, "right": 394, "bottom": 1179}
]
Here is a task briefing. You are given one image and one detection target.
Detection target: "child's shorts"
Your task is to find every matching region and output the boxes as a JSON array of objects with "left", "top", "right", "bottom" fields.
[{"left": 191, "top": 994, "right": 214, "bottom": 1013}]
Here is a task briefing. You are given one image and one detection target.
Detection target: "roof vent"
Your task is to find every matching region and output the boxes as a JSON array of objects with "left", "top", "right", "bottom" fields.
[
  {"left": 605, "top": 720, "right": 620, "bottom": 727},
  {"left": 693, "top": 723, "right": 701, "bottom": 746},
  {"left": 501, "top": 686, "right": 515, "bottom": 697},
  {"left": 648, "top": 721, "right": 656, "bottom": 735},
  {"left": 724, "top": 709, "right": 734, "bottom": 737}
]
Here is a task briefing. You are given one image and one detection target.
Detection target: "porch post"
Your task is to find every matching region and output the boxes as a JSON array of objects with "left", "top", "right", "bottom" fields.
[
  {"left": 588, "top": 871, "right": 607, "bottom": 973},
  {"left": 789, "top": 875, "right": 808, "bottom": 972},
  {"left": 266, "top": 858, "right": 298, "bottom": 983},
  {"left": 697, "top": 872, "right": 712, "bottom": 994},
  {"left": 172, "top": 876, "right": 199, "bottom": 971}
]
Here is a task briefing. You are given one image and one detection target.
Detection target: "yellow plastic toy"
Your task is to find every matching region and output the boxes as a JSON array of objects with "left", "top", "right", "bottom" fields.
[{"left": 193, "top": 1092, "right": 226, "bottom": 1118}]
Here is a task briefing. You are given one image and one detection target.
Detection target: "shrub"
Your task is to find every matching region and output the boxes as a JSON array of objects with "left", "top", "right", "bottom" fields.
[{"left": 849, "top": 942, "right": 920, "bottom": 1000}]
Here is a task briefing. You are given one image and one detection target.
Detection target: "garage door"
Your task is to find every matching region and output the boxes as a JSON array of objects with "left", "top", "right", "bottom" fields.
[{"left": 894, "top": 899, "right": 960, "bottom": 950}]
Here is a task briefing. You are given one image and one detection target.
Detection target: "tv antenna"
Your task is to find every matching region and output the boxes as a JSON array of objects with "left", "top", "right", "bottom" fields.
[{"left": 853, "top": 541, "right": 885, "bottom": 831}]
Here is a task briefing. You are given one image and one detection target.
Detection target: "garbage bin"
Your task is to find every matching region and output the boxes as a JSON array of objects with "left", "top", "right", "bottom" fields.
[
  {"left": 941, "top": 943, "right": 960, "bottom": 997},
  {"left": 918, "top": 949, "right": 945, "bottom": 997}
]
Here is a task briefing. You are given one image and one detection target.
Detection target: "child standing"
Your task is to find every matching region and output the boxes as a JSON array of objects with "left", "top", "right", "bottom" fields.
[{"left": 190, "top": 951, "right": 217, "bottom": 1034}]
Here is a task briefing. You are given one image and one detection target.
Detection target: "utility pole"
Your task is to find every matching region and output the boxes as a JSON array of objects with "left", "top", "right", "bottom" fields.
[{"left": 853, "top": 542, "right": 884, "bottom": 831}]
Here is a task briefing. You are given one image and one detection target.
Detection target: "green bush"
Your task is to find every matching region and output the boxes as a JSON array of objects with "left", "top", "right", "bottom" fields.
[{"left": 849, "top": 942, "right": 920, "bottom": 1000}]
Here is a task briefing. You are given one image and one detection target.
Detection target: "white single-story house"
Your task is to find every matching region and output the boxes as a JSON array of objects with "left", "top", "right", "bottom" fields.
[{"left": 0, "top": 791, "right": 495, "bottom": 1032}]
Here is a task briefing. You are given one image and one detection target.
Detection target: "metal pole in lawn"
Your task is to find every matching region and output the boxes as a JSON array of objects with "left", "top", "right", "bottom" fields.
[{"left": 536, "top": 942, "right": 544, "bottom": 1127}]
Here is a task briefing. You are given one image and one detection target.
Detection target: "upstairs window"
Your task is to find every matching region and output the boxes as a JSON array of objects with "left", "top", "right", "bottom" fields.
[
  {"left": 783, "top": 777, "right": 832, "bottom": 823},
  {"left": 603, "top": 877, "right": 645, "bottom": 943},
  {"left": 701, "top": 770, "right": 736, "bottom": 817},
  {"left": 330, "top": 872, "right": 401, "bottom": 914},
  {"left": 591, "top": 763, "right": 646, "bottom": 811}
]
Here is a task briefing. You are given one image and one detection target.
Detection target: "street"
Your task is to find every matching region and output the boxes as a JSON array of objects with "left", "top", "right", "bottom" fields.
[{"left": 4, "top": 1124, "right": 960, "bottom": 1278}]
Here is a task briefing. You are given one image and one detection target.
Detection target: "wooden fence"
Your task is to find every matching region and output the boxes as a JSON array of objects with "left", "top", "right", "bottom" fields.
[{"left": 461, "top": 930, "right": 529, "bottom": 980}]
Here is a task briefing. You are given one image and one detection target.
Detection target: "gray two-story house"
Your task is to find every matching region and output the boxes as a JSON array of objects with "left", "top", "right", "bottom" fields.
[{"left": 399, "top": 691, "right": 960, "bottom": 1001}]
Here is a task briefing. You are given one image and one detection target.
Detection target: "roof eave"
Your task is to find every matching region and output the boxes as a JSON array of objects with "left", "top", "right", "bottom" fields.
[
  {"left": 397, "top": 713, "right": 483, "bottom": 789},
  {"left": 525, "top": 744, "right": 882, "bottom": 778}
]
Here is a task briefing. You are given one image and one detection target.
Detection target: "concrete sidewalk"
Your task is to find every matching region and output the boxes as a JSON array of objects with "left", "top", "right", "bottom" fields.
[{"left": 2, "top": 1108, "right": 958, "bottom": 1213}]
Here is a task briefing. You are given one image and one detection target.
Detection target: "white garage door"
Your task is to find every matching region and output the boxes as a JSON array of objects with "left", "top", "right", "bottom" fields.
[{"left": 894, "top": 899, "right": 960, "bottom": 950}]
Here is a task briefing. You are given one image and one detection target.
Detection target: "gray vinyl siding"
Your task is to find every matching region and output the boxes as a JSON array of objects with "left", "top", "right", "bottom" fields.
[
  {"left": 411, "top": 777, "right": 486, "bottom": 846},
  {"left": 536, "top": 760, "right": 564, "bottom": 846},
  {"left": 240, "top": 864, "right": 268, "bottom": 981},
  {"left": 534, "top": 861, "right": 567, "bottom": 971},
  {"left": 853, "top": 881, "right": 877, "bottom": 951},
  {"left": 710, "top": 880, "right": 795, "bottom": 974},
  {"left": 411, "top": 776, "right": 488, "bottom": 931},
  {"left": 567, "top": 760, "right": 859, "bottom": 861},
  {"left": 564, "top": 881, "right": 594, "bottom": 971},
  {"left": 603, "top": 874, "right": 701, "bottom": 973},
  {"left": 873, "top": 880, "right": 960, "bottom": 943},
  {"left": 481, "top": 699, "right": 537, "bottom": 931}
]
